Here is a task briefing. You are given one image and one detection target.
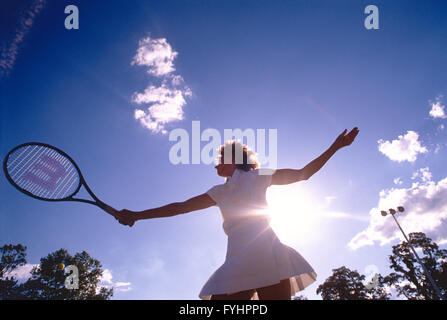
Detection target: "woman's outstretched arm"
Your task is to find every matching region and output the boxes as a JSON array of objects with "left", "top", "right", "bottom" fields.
[
  {"left": 113, "top": 193, "right": 216, "bottom": 226},
  {"left": 270, "top": 127, "right": 359, "bottom": 185}
]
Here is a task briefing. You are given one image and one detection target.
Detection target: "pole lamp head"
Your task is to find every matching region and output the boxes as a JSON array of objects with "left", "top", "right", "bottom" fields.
[
  {"left": 397, "top": 206, "right": 405, "bottom": 212},
  {"left": 381, "top": 210, "right": 388, "bottom": 217},
  {"left": 389, "top": 208, "right": 396, "bottom": 215}
]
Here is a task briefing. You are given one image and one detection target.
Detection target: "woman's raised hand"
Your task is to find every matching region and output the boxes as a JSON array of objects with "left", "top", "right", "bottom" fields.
[{"left": 332, "top": 127, "right": 359, "bottom": 150}]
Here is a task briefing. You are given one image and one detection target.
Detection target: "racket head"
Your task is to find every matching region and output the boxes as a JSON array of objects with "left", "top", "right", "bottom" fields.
[{"left": 3, "top": 142, "right": 83, "bottom": 202}]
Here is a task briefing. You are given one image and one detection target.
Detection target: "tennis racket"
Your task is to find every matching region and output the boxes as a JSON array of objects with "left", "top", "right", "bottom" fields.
[{"left": 3, "top": 142, "right": 119, "bottom": 219}]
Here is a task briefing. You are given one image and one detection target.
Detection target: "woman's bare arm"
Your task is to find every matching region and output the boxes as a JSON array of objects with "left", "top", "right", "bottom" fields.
[
  {"left": 270, "top": 127, "right": 359, "bottom": 186},
  {"left": 114, "top": 193, "right": 216, "bottom": 226},
  {"left": 136, "top": 193, "right": 216, "bottom": 220},
  {"left": 270, "top": 146, "right": 338, "bottom": 185}
]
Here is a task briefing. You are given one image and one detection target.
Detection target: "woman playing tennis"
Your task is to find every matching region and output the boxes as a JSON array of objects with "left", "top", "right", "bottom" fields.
[{"left": 113, "top": 127, "right": 359, "bottom": 300}]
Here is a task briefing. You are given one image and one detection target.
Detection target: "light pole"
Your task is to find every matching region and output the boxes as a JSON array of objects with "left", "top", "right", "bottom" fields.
[{"left": 381, "top": 206, "right": 446, "bottom": 300}]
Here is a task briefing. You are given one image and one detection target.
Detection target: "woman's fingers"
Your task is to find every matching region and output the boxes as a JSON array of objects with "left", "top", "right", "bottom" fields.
[
  {"left": 119, "top": 219, "right": 133, "bottom": 227},
  {"left": 345, "top": 128, "right": 359, "bottom": 145},
  {"left": 349, "top": 127, "right": 359, "bottom": 139},
  {"left": 114, "top": 209, "right": 135, "bottom": 227},
  {"left": 333, "top": 127, "right": 359, "bottom": 148}
]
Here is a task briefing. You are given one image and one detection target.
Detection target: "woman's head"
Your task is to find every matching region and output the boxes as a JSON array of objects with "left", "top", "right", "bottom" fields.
[{"left": 214, "top": 140, "right": 259, "bottom": 177}]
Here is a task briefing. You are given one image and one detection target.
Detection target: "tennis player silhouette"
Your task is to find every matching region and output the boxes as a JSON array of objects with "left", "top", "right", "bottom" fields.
[{"left": 113, "top": 127, "right": 359, "bottom": 300}]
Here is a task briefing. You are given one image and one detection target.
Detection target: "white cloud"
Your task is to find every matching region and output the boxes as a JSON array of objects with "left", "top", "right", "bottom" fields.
[
  {"left": 411, "top": 167, "right": 432, "bottom": 183},
  {"left": 0, "top": 0, "right": 46, "bottom": 77},
  {"left": 131, "top": 37, "right": 178, "bottom": 77},
  {"left": 132, "top": 84, "right": 190, "bottom": 107},
  {"left": 1, "top": 264, "right": 38, "bottom": 283},
  {"left": 393, "top": 177, "right": 403, "bottom": 185},
  {"left": 114, "top": 281, "right": 132, "bottom": 292},
  {"left": 434, "top": 142, "right": 447, "bottom": 154},
  {"left": 131, "top": 37, "right": 192, "bottom": 134},
  {"left": 99, "top": 268, "right": 132, "bottom": 293},
  {"left": 132, "top": 84, "right": 192, "bottom": 134},
  {"left": 99, "top": 269, "right": 113, "bottom": 284},
  {"left": 3, "top": 264, "right": 131, "bottom": 294},
  {"left": 115, "top": 281, "right": 131, "bottom": 287},
  {"left": 378, "top": 131, "right": 427, "bottom": 162},
  {"left": 348, "top": 168, "right": 447, "bottom": 250},
  {"left": 429, "top": 101, "right": 447, "bottom": 119},
  {"left": 171, "top": 75, "right": 184, "bottom": 86}
]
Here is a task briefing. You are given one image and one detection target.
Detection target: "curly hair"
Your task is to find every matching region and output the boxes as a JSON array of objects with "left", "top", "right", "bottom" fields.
[{"left": 216, "top": 140, "right": 259, "bottom": 172}]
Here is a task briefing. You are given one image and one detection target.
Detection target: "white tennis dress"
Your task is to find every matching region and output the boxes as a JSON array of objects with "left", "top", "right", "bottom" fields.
[{"left": 199, "top": 168, "right": 317, "bottom": 300}]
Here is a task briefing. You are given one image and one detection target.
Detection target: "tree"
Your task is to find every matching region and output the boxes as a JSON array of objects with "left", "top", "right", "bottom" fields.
[
  {"left": 383, "top": 232, "right": 447, "bottom": 300},
  {"left": 316, "top": 266, "right": 390, "bottom": 300},
  {"left": 292, "top": 294, "right": 308, "bottom": 300},
  {"left": 0, "top": 244, "right": 113, "bottom": 300},
  {"left": 0, "top": 244, "right": 27, "bottom": 299}
]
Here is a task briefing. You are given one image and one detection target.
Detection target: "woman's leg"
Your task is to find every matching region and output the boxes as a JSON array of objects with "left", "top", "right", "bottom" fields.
[
  {"left": 210, "top": 289, "right": 256, "bottom": 300},
  {"left": 256, "top": 279, "right": 291, "bottom": 300}
]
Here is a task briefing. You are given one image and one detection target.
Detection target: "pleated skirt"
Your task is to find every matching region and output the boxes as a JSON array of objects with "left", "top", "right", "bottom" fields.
[{"left": 199, "top": 217, "right": 317, "bottom": 299}]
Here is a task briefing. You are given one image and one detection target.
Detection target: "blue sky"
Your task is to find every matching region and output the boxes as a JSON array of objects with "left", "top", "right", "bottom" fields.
[{"left": 1, "top": 0, "right": 447, "bottom": 299}]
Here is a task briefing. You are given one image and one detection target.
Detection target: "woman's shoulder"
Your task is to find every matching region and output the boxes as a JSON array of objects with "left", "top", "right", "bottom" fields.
[
  {"left": 246, "top": 168, "right": 275, "bottom": 188},
  {"left": 247, "top": 168, "right": 275, "bottom": 176}
]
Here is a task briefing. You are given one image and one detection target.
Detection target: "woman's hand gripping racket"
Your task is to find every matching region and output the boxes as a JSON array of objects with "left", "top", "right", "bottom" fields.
[{"left": 3, "top": 142, "right": 132, "bottom": 226}]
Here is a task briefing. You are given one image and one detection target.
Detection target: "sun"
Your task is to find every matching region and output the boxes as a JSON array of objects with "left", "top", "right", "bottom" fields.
[{"left": 266, "top": 185, "right": 322, "bottom": 245}]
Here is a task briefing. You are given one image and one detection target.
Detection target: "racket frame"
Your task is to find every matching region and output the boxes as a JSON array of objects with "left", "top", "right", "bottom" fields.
[{"left": 3, "top": 142, "right": 110, "bottom": 211}]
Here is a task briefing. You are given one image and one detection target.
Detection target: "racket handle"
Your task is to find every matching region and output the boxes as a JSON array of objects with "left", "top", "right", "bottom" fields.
[
  {"left": 99, "top": 202, "right": 118, "bottom": 216},
  {"left": 98, "top": 202, "right": 134, "bottom": 227}
]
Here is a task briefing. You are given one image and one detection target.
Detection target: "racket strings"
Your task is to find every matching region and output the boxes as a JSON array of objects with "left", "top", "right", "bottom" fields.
[
  {"left": 24, "top": 153, "right": 69, "bottom": 197},
  {"left": 6, "top": 145, "right": 80, "bottom": 200},
  {"left": 21, "top": 153, "right": 65, "bottom": 191}
]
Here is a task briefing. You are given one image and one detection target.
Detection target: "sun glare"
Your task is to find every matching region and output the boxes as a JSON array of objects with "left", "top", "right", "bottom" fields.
[{"left": 266, "top": 185, "right": 322, "bottom": 245}]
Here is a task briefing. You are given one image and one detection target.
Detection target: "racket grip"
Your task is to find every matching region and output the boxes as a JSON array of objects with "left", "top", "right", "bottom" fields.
[{"left": 100, "top": 203, "right": 118, "bottom": 216}]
